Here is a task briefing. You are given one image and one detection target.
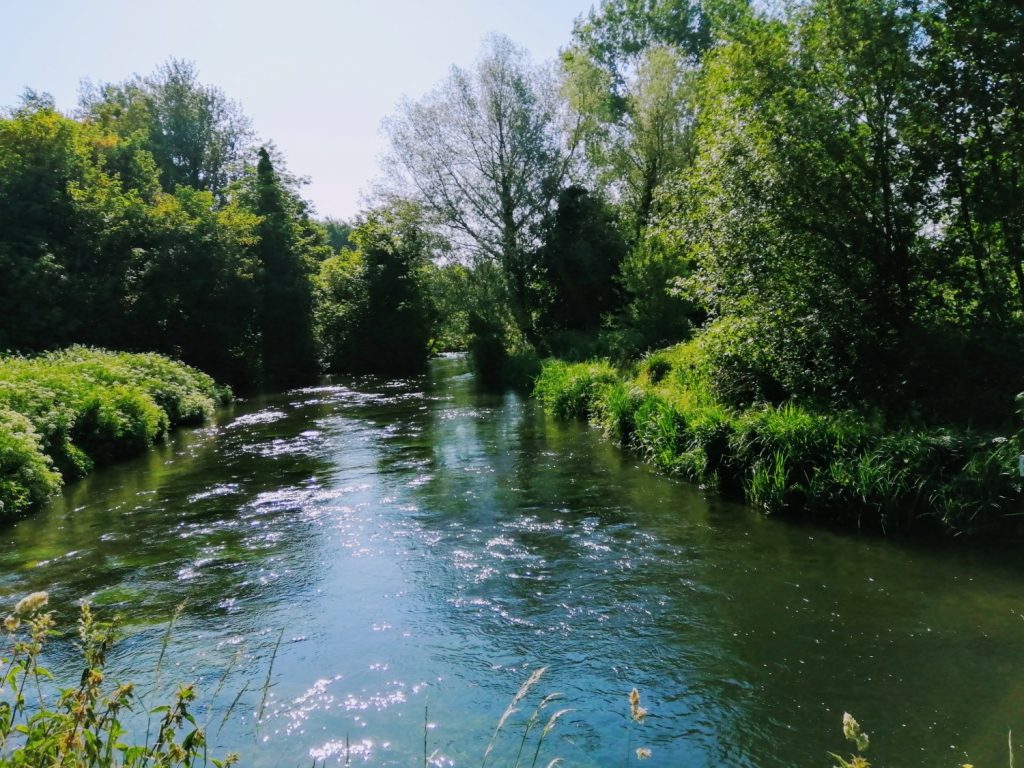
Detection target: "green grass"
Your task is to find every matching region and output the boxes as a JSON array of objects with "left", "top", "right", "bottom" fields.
[
  {"left": 534, "top": 343, "right": 1024, "bottom": 538},
  {"left": 0, "top": 346, "right": 230, "bottom": 520}
]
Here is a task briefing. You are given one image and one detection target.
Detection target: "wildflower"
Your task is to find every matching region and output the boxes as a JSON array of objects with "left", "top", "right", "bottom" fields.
[
  {"left": 14, "top": 591, "right": 48, "bottom": 616},
  {"left": 636, "top": 747, "right": 652, "bottom": 760},
  {"left": 3, "top": 615, "right": 20, "bottom": 632},
  {"left": 842, "top": 712, "right": 870, "bottom": 753}
]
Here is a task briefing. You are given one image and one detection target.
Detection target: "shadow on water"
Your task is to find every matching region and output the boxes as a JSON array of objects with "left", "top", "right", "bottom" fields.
[{"left": 0, "top": 354, "right": 1022, "bottom": 767}]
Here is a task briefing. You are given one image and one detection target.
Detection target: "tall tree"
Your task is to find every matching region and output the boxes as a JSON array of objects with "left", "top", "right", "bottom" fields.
[
  {"left": 921, "top": 0, "right": 1024, "bottom": 317},
  {"left": 669, "top": 0, "right": 933, "bottom": 404},
  {"left": 315, "top": 204, "right": 433, "bottom": 375},
  {"left": 537, "top": 186, "right": 626, "bottom": 333},
  {"left": 252, "top": 147, "right": 318, "bottom": 387},
  {"left": 569, "top": 0, "right": 713, "bottom": 92},
  {"left": 80, "top": 59, "right": 255, "bottom": 196},
  {"left": 383, "top": 34, "right": 577, "bottom": 336},
  {"left": 564, "top": 44, "right": 697, "bottom": 235}
]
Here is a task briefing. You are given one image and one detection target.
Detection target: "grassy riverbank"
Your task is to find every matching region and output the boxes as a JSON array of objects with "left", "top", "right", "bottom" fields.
[
  {"left": 534, "top": 345, "right": 1024, "bottom": 539},
  {"left": 0, "top": 347, "right": 230, "bottom": 520}
]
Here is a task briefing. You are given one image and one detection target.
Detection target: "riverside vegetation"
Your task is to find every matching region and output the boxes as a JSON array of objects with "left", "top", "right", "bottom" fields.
[
  {"left": 534, "top": 349, "right": 1024, "bottom": 538},
  {"left": 0, "top": 347, "right": 229, "bottom": 521},
  {"left": 4, "top": 0, "right": 1023, "bottom": 535},
  {"left": 0, "top": 593, "right": 238, "bottom": 767}
]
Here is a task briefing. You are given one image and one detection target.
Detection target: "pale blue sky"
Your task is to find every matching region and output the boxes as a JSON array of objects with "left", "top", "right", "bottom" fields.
[{"left": 1, "top": 0, "right": 594, "bottom": 219}]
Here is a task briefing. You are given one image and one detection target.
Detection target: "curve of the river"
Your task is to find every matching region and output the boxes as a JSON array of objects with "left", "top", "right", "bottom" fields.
[{"left": 1, "top": 355, "right": 1022, "bottom": 767}]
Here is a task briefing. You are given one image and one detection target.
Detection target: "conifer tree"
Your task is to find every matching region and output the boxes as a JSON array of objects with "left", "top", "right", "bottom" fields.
[{"left": 253, "top": 147, "right": 318, "bottom": 387}]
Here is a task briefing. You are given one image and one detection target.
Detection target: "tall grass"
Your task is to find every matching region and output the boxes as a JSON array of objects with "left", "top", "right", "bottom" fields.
[
  {"left": 0, "top": 346, "right": 230, "bottom": 520},
  {"left": 0, "top": 593, "right": 238, "bottom": 767},
  {"left": 534, "top": 347, "right": 1024, "bottom": 538}
]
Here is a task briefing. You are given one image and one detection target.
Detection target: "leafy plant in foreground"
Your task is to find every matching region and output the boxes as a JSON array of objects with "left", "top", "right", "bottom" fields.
[{"left": 0, "top": 593, "right": 237, "bottom": 767}]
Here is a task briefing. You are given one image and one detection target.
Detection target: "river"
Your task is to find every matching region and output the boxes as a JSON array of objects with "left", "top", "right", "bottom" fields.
[{"left": 0, "top": 355, "right": 1021, "bottom": 767}]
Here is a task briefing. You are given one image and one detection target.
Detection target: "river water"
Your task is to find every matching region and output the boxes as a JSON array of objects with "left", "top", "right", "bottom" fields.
[{"left": 0, "top": 355, "right": 1022, "bottom": 767}]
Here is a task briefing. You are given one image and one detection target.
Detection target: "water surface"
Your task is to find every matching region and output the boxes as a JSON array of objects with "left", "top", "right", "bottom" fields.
[{"left": 1, "top": 355, "right": 1022, "bottom": 766}]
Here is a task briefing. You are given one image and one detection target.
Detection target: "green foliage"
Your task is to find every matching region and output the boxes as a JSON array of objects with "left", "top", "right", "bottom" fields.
[
  {"left": 536, "top": 186, "right": 627, "bottom": 337},
  {"left": 423, "top": 261, "right": 472, "bottom": 353},
  {"left": 0, "top": 595, "right": 238, "bottom": 767},
  {"left": 320, "top": 216, "right": 353, "bottom": 252},
  {"left": 0, "top": 62, "right": 329, "bottom": 392},
  {"left": 0, "top": 347, "right": 227, "bottom": 519},
  {"left": 0, "top": 409, "right": 61, "bottom": 519},
  {"left": 384, "top": 34, "right": 572, "bottom": 344},
  {"left": 314, "top": 204, "right": 434, "bottom": 375},
  {"left": 536, "top": 349, "right": 1024, "bottom": 538},
  {"left": 641, "top": 0, "right": 1024, "bottom": 420},
  {"left": 568, "top": 0, "right": 713, "bottom": 92},
  {"left": 79, "top": 58, "right": 255, "bottom": 195},
  {"left": 250, "top": 147, "right": 319, "bottom": 387},
  {"left": 533, "top": 360, "right": 618, "bottom": 420},
  {"left": 614, "top": 229, "right": 700, "bottom": 357}
]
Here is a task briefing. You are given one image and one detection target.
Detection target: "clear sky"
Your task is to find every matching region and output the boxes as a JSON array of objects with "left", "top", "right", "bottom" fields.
[{"left": 1, "top": 0, "right": 594, "bottom": 219}]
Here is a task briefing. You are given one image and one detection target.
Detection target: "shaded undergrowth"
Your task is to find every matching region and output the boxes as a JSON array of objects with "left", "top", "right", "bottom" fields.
[{"left": 534, "top": 347, "right": 1024, "bottom": 538}]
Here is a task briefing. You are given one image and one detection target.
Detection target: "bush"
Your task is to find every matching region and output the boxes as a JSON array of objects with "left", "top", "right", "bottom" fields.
[
  {"left": 0, "top": 347, "right": 227, "bottom": 520},
  {"left": 0, "top": 408, "right": 62, "bottom": 518},
  {"left": 533, "top": 360, "right": 618, "bottom": 419}
]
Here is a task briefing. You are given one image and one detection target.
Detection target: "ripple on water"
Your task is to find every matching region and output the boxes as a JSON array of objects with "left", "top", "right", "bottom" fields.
[
  {"left": 226, "top": 410, "right": 288, "bottom": 429},
  {"left": 242, "top": 429, "right": 324, "bottom": 458}
]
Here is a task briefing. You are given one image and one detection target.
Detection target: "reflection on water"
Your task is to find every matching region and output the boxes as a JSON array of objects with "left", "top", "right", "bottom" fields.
[{"left": 0, "top": 355, "right": 1022, "bottom": 766}]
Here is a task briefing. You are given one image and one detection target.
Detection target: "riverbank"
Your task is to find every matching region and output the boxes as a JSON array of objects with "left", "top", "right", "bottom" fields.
[
  {"left": 534, "top": 348, "right": 1024, "bottom": 539},
  {"left": 0, "top": 346, "right": 230, "bottom": 520}
]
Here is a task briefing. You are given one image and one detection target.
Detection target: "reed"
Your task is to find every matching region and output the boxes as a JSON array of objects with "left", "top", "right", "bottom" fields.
[{"left": 0, "top": 593, "right": 238, "bottom": 767}]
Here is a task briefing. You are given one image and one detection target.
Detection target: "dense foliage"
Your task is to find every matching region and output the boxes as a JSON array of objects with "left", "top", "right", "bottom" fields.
[
  {"left": 0, "top": 347, "right": 228, "bottom": 519},
  {"left": 0, "top": 61, "right": 436, "bottom": 391},
  {"left": 380, "top": 0, "right": 1023, "bottom": 435},
  {"left": 535, "top": 354, "right": 1024, "bottom": 537},
  {"left": 2, "top": 1, "right": 1022, "bottom": 527},
  {"left": 315, "top": 204, "right": 434, "bottom": 375}
]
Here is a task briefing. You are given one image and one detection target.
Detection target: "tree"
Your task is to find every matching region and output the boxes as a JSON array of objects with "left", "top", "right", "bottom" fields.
[
  {"left": 252, "top": 147, "right": 318, "bottom": 387},
  {"left": 537, "top": 186, "right": 626, "bottom": 334},
  {"left": 320, "top": 217, "right": 353, "bottom": 252},
  {"left": 123, "top": 187, "right": 262, "bottom": 386},
  {"left": 921, "top": 0, "right": 1024, "bottom": 318},
  {"left": 80, "top": 59, "right": 255, "bottom": 196},
  {"left": 383, "top": 34, "right": 577, "bottom": 337},
  {"left": 0, "top": 102, "right": 84, "bottom": 351},
  {"left": 665, "top": 0, "right": 936, "bottom": 405},
  {"left": 564, "top": 44, "right": 697, "bottom": 236},
  {"left": 568, "top": 0, "right": 713, "bottom": 92},
  {"left": 314, "top": 204, "right": 433, "bottom": 375}
]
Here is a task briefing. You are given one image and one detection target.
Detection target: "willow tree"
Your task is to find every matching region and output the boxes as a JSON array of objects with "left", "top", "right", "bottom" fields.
[{"left": 383, "top": 34, "right": 578, "bottom": 336}]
